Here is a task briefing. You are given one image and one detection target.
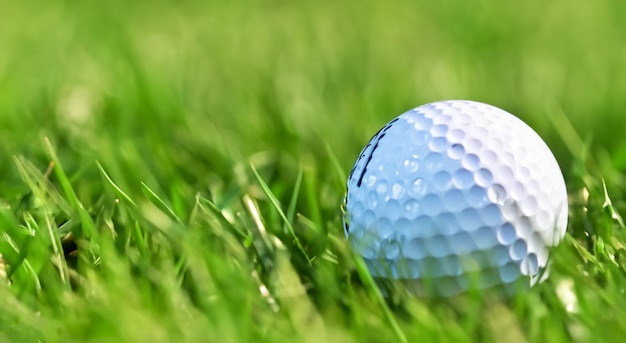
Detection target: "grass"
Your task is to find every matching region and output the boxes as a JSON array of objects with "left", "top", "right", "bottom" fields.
[{"left": 0, "top": 0, "right": 625, "bottom": 341}]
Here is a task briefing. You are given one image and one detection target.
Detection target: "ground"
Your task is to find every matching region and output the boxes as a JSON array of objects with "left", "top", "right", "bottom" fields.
[{"left": 0, "top": 1, "right": 625, "bottom": 342}]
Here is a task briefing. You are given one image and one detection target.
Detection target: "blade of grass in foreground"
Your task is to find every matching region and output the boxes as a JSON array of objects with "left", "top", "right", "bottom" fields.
[
  {"left": 602, "top": 179, "right": 625, "bottom": 229},
  {"left": 13, "top": 156, "right": 71, "bottom": 289},
  {"left": 250, "top": 163, "right": 311, "bottom": 265},
  {"left": 139, "top": 182, "right": 188, "bottom": 284},
  {"left": 285, "top": 168, "right": 303, "bottom": 227},
  {"left": 197, "top": 195, "right": 247, "bottom": 239},
  {"left": 43, "top": 138, "right": 97, "bottom": 237},
  {"left": 96, "top": 162, "right": 137, "bottom": 207},
  {"left": 140, "top": 182, "right": 183, "bottom": 225},
  {"left": 12, "top": 155, "right": 72, "bottom": 215},
  {"left": 353, "top": 255, "right": 408, "bottom": 343},
  {"left": 325, "top": 142, "right": 348, "bottom": 191}
]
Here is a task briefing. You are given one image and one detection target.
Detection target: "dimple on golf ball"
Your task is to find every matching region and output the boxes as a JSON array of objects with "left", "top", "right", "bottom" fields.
[{"left": 343, "top": 100, "right": 568, "bottom": 296}]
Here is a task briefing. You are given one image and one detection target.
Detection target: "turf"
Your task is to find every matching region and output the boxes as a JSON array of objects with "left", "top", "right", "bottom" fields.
[{"left": 0, "top": 0, "right": 625, "bottom": 342}]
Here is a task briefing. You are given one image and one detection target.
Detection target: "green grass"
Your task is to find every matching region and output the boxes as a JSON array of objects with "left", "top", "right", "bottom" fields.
[{"left": 0, "top": 0, "right": 625, "bottom": 341}]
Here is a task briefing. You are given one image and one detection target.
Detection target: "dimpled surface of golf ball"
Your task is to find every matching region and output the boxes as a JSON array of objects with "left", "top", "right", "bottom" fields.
[{"left": 343, "top": 100, "right": 568, "bottom": 297}]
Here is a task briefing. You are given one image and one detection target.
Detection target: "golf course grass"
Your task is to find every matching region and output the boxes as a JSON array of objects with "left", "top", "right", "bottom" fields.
[{"left": 0, "top": 0, "right": 625, "bottom": 342}]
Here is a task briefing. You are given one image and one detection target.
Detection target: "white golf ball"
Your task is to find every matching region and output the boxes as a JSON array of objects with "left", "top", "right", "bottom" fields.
[{"left": 343, "top": 100, "right": 568, "bottom": 296}]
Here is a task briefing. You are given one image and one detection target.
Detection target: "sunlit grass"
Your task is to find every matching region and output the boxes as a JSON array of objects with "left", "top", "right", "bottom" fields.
[{"left": 0, "top": 0, "right": 625, "bottom": 342}]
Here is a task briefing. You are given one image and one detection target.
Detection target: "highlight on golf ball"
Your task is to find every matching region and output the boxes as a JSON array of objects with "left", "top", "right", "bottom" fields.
[{"left": 342, "top": 100, "right": 568, "bottom": 296}]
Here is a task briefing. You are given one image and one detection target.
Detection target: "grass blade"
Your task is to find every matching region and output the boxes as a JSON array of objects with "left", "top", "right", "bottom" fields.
[
  {"left": 285, "top": 168, "right": 303, "bottom": 228},
  {"left": 96, "top": 162, "right": 137, "bottom": 207},
  {"left": 140, "top": 182, "right": 182, "bottom": 225},
  {"left": 250, "top": 164, "right": 311, "bottom": 265},
  {"left": 43, "top": 138, "right": 97, "bottom": 237}
]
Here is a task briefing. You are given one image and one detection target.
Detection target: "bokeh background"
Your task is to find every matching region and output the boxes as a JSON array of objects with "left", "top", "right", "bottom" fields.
[{"left": 2, "top": 0, "right": 625, "bottom": 185}]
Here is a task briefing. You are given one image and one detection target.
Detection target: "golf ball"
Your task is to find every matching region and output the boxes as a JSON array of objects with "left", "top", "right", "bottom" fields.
[{"left": 343, "top": 100, "right": 567, "bottom": 296}]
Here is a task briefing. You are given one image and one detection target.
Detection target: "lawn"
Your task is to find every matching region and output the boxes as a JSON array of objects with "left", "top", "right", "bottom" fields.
[{"left": 0, "top": 0, "right": 625, "bottom": 342}]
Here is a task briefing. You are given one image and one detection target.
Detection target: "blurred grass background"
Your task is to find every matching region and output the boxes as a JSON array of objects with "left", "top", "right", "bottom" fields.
[
  {"left": 0, "top": 0, "right": 625, "bottom": 342},
  {"left": 2, "top": 0, "right": 625, "bottom": 181}
]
